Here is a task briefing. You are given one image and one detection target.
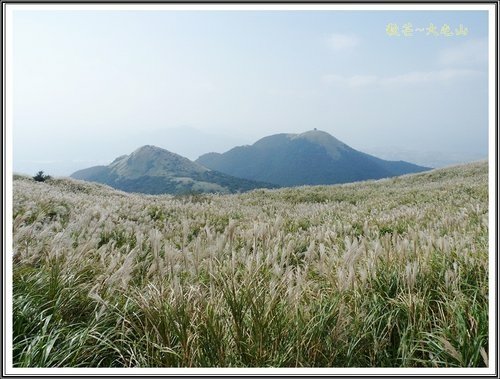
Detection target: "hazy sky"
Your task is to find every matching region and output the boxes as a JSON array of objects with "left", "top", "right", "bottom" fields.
[{"left": 12, "top": 7, "right": 490, "bottom": 175}]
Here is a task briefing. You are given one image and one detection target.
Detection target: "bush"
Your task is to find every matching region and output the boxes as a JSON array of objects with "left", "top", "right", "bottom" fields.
[{"left": 33, "top": 171, "right": 51, "bottom": 182}]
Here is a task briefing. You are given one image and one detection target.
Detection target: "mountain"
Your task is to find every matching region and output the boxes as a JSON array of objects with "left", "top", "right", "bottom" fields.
[
  {"left": 71, "top": 145, "right": 277, "bottom": 195},
  {"left": 196, "top": 130, "right": 431, "bottom": 187}
]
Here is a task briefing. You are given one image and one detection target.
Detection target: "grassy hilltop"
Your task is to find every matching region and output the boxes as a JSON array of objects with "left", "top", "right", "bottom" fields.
[{"left": 12, "top": 161, "right": 488, "bottom": 367}]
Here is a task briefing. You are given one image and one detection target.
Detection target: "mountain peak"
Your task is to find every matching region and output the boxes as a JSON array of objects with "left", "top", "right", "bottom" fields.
[
  {"left": 196, "top": 130, "right": 430, "bottom": 187},
  {"left": 109, "top": 144, "right": 208, "bottom": 178},
  {"left": 298, "top": 128, "right": 328, "bottom": 136},
  {"left": 293, "top": 129, "right": 339, "bottom": 140},
  {"left": 133, "top": 145, "right": 162, "bottom": 153},
  {"left": 290, "top": 129, "right": 348, "bottom": 159},
  {"left": 131, "top": 145, "right": 173, "bottom": 157},
  {"left": 71, "top": 144, "right": 277, "bottom": 195}
]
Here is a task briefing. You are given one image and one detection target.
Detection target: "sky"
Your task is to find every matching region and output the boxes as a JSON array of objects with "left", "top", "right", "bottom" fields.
[{"left": 11, "top": 7, "right": 490, "bottom": 175}]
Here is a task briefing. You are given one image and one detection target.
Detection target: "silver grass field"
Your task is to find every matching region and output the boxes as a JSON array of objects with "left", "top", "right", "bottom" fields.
[{"left": 12, "top": 161, "right": 488, "bottom": 367}]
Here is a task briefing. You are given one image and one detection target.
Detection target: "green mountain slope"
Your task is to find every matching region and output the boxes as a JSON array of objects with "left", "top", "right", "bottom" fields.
[
  {"left": 196, "top": 130, "right": 431, "bottom": 186},
  {"left": 71, "top": 145, "right": 277, "bottom": 195}
]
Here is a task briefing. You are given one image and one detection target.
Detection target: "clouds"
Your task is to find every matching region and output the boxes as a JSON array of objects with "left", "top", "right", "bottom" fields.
[
  {"left": 323, "top": 30, "right": 487, "bottom": 90},
  {"left": 438, "top": 38, "right": 488, "bottom": 68},
  {"left": 323, "top": 36, "right": 487, "bottom": 89},
  {"left": 322, "top": 69, "right": 482, "bottom": 88},
  {"left": 323, "top": 74, "right": 377, "bottom": 88},
  {"left": 326, "top": 33, "right": 359, "bottom": 51},
  {"left": 266, "top": 88, "right": 317, "bottom": 99}
]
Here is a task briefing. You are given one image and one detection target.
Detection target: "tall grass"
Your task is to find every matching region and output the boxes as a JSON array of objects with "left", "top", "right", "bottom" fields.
[{"left": 12, "top": 162, "right": 488, "bottom": 367}]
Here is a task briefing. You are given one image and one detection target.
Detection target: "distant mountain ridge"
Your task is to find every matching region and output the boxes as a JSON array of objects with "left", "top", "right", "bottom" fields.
[
  {"left": 71, "top": 145, "right": 277, "bottom": 195},
  {"left": 196, "top": 130, "right": 431, "bottom": 186},
  {"left": 71, "top": 130, "right": 431, "bottom": 194}
]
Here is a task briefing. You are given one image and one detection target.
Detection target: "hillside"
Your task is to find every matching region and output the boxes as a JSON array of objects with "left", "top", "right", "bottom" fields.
[
  {"left": 13, "top": 161, "right": 488, "bottom": 368},
  {"left": 196, "top": 130, "right": 430, "bottom": 186},
  {"left": 71, "top": 145, "right": 277, "bottom": 195}
]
